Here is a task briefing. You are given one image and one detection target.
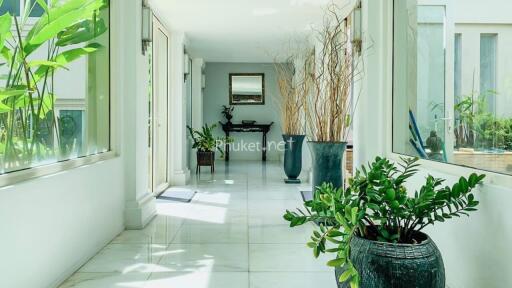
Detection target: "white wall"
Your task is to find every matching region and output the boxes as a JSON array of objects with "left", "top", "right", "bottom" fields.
[
  {"left": 0, "top": 160, "right": 124, "bottom": 288},
  {"left": 0, "top": 0, "right": 156, "bottom": 287},
  {"left": 203, "top": 62, "right": 283, "bottom": 161},
  {"left": 168, "top": 31, "right": 191, "bottom": 185},
  {"left": 356, "top": 1, "right": 512, "bottom": 287}
]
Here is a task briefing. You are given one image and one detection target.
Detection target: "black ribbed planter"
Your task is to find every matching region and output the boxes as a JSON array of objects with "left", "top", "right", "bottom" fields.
[
  {"left": 308, "top": 141, "right": 347, "bottom": 192},
  {"left": 283, "top": 135, "right": 305, "bottom": 184},
  {"left": 335, "top": 232, "right": 445, "bottom": 288}
]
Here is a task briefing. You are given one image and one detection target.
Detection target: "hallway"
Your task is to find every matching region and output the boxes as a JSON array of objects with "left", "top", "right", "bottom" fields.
[{"left": 60, "top": 162, "right": 336, "bottom": 288}]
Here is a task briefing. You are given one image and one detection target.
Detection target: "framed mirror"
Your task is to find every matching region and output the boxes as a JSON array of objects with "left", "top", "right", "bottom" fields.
[{"left": 229, "top": 73, "right": 265, "bottom": 105}]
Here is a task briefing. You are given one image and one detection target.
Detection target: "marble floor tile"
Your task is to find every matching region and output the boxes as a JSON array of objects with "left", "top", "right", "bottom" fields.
[
  {"left": 59, "top": 273, "right": 149, "bottom": 288},
  {"left": 249, "top": 244, "right": 332, "bottom": 272},
  {"left": 145, "top": 272, "right": 249, "bottom": 288},
  {"left": 249, "top": 272, "right": 337, "bottom": 288},
  {"left": 249, "top": 223, "right": 315, "bottom": 244},
  {"left": 111, "top": 216, "right": 183, "bottom": 245},
  {"left": 61, "top": 161, "right": 334, "bottom": 288},
  {"left": 79, "top": 244, "right": 165, "bottom": 274},
  {"left": 172, "top": 223, "right": 248, "bottom": 244},
  {"left": 157, "top": 244, "right": 249, "bottom": 272}
]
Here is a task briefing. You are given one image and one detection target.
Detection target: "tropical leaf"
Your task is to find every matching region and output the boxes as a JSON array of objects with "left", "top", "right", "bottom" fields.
[
  {"left": 0, "top": 102, "right": 12, "bottom": 113},
  {"left": 24, "top": 0, "right": 106, "bottom": 55},
  {"left": 0, "top": 12, "right": 12, "bottom": 51},
  {"left": 28, "top": 60, "right": 69, "bottom": 70},
  {"left": 0, "top": 87, "right": 28, "bottom": 100},
  {"left": 33, "top": 43, "right": 102, "bottom": 83},
  {"left": 56, "top": 17, "right": 107, "bottom": 46}
]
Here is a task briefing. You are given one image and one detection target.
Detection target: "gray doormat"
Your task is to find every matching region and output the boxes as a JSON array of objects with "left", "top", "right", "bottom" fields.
[
  {"left": 158, "top": 188, "right": 197, "bottom": 203},
  {"left": 300, "top": 190, "right": 313, "bottom": 202}
]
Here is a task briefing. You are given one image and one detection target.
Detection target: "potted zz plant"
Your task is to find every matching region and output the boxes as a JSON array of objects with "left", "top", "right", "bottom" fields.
[
  {"left": 284, "top": 157, "right": 485, "bottom": 288},
  {"left": 187, "top": 124, "right": 231, "bottom": 173}
]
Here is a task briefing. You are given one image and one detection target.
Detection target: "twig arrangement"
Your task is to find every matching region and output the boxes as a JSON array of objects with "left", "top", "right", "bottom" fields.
[
  {"left": 305, "top": 3, "right": 363, "bottom": 142},
  {"left": 274, "top": 47, "right": 314, "bottom": 135}
]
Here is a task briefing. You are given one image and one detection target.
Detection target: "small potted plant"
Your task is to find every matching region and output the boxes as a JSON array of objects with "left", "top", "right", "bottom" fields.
[
  {"left": 284, "top": 157, "right": 485, "bottom": 288},
  {"left": 187, "top": 124, "right": 232, "bottom": 173},
  {"left": 221, "top": 105, "right": 234, "bottom": 123}
]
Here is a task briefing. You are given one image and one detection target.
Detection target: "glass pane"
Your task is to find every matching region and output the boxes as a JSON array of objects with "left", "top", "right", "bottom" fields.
[
  {"left": 480, "top": 34, "right": 497, "bottom": 114},
  {"left": 0, "top": 0, "right": 20, "bottom": 16},
  {"left": 0, "top": 0, "right": 110, "bottom": 174},
  {"left": 393, "top": 3, "right": 447, "bottom": 161},
  {"left": 394, "top": 0, "right": 512, "bottom": 175},
  {"left": 454, "top": 34, "right": 462, "bottom": 100},
  {"left": 59, "top": 110, "right": 84, "bottom": 158},
  {"left": 29, "top": 0, "right": 48, "bottom": 17}
]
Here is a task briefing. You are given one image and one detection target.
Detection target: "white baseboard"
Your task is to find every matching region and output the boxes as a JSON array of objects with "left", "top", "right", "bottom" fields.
[
  {"left": 124, "top": 192, "right": 157, "bottom": 230},
  {"left": 170, "top": 169, "right": 191, "bottom": 186}
]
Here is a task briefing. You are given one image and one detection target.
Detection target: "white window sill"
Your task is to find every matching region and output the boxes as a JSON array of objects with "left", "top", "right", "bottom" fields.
[
  {"left": 389, "top": 152, "right": 512, "bottom": 188},
  {"left": 0, "top": 151, "right": 118, "bottom": 187}
]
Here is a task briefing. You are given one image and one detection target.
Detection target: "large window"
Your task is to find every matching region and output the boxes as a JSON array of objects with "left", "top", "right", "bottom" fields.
[
  {"left": 393, "top": 0, "right": 512, "bottom": 175},
  {"left": 0, "top": 0, "right": 110, "bottom": 175}
]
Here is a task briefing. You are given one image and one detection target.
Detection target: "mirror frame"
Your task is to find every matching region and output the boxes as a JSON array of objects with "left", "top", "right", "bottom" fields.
[{"left": 229, "top": 73, "right": 265, "bottom": 105}]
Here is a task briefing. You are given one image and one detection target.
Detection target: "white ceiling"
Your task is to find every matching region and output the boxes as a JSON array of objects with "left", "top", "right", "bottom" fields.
[{"left": 149, "top": 0, "right": 352, "bottom": 63}]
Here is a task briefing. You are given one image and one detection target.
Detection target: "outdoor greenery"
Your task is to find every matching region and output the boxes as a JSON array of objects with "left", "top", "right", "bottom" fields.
[
  {"left": 0, "top": 0, "right": 108, "bottom": 173},
  {"left": 455, "top": 91, "right": 512, "bottom": 151},
  {"left": 283, "top": 157, "right": 485, "bottom": 287},
  {"left": 187, "top": 123, "right": 232, "bottom": 157}
]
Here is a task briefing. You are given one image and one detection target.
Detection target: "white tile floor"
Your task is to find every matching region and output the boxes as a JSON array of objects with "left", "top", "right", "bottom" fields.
[{"left": 59, "top": 161, "right": 337, "bottom": 288}]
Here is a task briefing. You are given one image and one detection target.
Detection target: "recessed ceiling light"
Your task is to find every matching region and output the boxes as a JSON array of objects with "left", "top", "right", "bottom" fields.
[
  {"left": 253, "top": 8, "right": 279, "bottom": 16},
  {"left": 290, "top": 0, "right": 330, "bottom": 6}
]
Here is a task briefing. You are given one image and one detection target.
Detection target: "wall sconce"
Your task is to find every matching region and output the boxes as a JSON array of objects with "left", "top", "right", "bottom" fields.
[
  {"left": 201, "top": 74, "right": 206, "bottom": 89},
  {"left": 184, "top": 53, "right": 191, "bottom": 81},
  {"left": 141, "top": 3, "right": 153, "bottom": 55},
  {"left": 351, "top": 0, "right": 362, "bottom": 55}
]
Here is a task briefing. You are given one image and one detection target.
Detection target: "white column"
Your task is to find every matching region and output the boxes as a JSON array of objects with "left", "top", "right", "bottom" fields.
[
  {"left": 189, "top": 58, "right": 205, "bottom": 170},
  {"left": 169, "top": 32, "right": 191, "bottom": 185},
  {"left": 353, "top": 0, "right": 393, "bottom": 168},
  {"left": 191, "top": 58, "right": 204, "bottom": 130},
  {"left": 116, "top": 0, "right": 156, "bottom": 229}
]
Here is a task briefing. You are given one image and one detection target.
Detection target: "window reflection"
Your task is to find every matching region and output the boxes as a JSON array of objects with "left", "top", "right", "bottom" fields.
[{"left": 393, "top": 0, "right": 512, "bottom": 175}]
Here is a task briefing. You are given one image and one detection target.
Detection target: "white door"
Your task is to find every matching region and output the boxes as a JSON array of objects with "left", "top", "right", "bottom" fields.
[{"left": 152, "top": 18, "right": 170, "bottom": 194}]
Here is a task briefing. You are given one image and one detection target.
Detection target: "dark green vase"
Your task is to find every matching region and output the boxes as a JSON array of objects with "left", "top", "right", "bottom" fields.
[
  {"left": 335, "top": 232, "right": 445, "bottom": 288},
  {"left": 308, "top": 141, "right": 347, "bottom": 192},
  {"left": 283, "top": 135, "right": 305, "bottom": 184}
]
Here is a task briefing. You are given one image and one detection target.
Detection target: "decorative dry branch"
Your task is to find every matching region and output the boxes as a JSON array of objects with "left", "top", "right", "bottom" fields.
[
  {"left": 274, "top": 46, "right": 314, "bottom": 135},
  {"left": 305, "top": 3, "right": 363, "bottom": 142}
]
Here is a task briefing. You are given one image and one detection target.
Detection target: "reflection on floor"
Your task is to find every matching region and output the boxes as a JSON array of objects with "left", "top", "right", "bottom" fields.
[{"left": 59, "top": 161, "right": 337, "bottom": 288}]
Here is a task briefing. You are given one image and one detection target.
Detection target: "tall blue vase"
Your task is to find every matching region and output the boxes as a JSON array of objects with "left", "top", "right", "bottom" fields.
[
  {"left": 283, "top": 135, "right": 305, "bottom": 184},
  {"left": 308, "top": 141, "right": 347, "bottom": 192}
]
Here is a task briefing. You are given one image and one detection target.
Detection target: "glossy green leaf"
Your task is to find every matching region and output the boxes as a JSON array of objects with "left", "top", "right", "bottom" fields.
[
  {"left": 25, "top": 0, "right": 106, "bottom": 55},
  {"left": 338, "top": 269, "right": 352, "bottom": 283},
  {"left": 0, "top": 88, "right": 27, "bottom": 100},
  {"left": 327, "top": 258, "right": 346, "bottom": 267},
  {"left": 33, "top": 43, "right": 102, "bottom": 83},
  {"left": 56, "top": 17, "right": 107, "bottom": 46}
]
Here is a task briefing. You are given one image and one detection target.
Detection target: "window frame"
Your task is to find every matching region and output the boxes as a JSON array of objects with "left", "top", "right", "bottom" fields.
[
  {"left": 387, "top": 0, "right": 512, "bottom": 187},
  {"left": 0, "top": 0, "right": 116, "bottom": 187}
]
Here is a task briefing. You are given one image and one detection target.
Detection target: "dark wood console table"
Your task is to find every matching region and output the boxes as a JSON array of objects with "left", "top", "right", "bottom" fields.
[{"left": 220, "top": 122, "right": 274, "bottom": 161}]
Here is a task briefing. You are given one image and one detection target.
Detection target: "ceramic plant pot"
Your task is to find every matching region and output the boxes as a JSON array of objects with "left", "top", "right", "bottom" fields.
[
  {"left": 308, "top": 141, "right": 347, "bottom": 192},
  {"left": 282, "top": 135, "right": 305, "bottom": 184},
  {"left": 335, "top": 232, "right": 445, "bottom": 288}
]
